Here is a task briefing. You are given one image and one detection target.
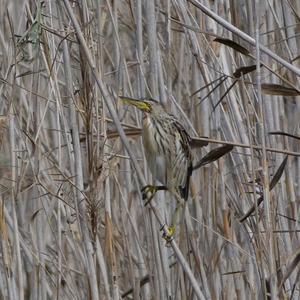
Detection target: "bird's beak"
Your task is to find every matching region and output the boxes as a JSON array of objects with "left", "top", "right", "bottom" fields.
[{"left": 119, "top": 96, "right": 150, "bottom": 111}]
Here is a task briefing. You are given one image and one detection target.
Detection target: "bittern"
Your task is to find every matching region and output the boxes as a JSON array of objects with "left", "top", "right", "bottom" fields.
[{"left": 120, "top": 96, "right": 193, "bottom": 240}]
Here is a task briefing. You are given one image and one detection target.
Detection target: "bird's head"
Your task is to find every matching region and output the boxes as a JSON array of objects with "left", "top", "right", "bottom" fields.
[{"left": 120, "top": 96, "right": 164, "bottom": 115}]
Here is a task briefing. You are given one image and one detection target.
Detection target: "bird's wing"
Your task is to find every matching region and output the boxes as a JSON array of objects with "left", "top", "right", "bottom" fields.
[
  {"left": 171, "top": 119, "right": 193, "bottom": 201},
  {"left": 171, "top": 119, "right": 192, "bottom": 161}
]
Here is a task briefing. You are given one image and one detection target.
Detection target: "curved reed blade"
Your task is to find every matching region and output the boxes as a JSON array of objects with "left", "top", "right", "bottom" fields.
[
  {"left": 239, "top": 155, "right": 288, "bottom": 222},
  {"left": 261, "top": 84, "right": 300, "bottom": 96},
  {"left": 193, "top": 144, "right": 233, "bottom": 170},
  {"left": 269, "top": 131, "right": 300, "bottom": 141},
  {"left": 214, "top": 37, "right": 250, "bottom": 56}
]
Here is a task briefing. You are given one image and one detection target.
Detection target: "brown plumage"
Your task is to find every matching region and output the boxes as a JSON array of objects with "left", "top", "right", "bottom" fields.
[
  {"left": 120, "top": 96, "right": 194, "bottom": 240},
  {"left": 141, "top": 99, "right": 193, "bottom": 201}
]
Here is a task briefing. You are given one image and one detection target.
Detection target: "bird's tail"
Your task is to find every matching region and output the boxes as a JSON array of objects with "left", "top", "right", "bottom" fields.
[{"left": 179, "top": 164, "right": 193, "bottom": 201}]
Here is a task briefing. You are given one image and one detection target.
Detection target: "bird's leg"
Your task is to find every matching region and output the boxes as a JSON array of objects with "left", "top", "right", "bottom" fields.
[
  {"left": 161, "top": 196, "right": 185, "bottom": 242},
  {"left": 160, "top": 224, "right": 175, "bottom": 242},
  {"left": 141, "top": 185, "right": 168, "bottom": 206}
]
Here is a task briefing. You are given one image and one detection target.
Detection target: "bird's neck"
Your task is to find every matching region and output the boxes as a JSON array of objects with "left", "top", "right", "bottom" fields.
[{"left": 142, "top": 114, "right": 152, "bottom": 131}]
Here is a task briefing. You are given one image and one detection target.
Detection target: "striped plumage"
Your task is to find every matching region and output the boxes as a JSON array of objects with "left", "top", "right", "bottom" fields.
[
  {"left": 141, "top": 100, "right": 193, "bottom": 201},
  {"left": 120, "top": 96, "right": 193, "bottom": 240}
]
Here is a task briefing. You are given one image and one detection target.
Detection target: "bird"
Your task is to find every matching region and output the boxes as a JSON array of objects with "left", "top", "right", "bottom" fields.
[{"left": 120, "top": 96, "right": 193, "bottom": 241}]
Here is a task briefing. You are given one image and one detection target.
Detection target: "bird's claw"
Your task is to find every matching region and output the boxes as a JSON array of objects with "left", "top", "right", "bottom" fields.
[
  {"left": 160, "top": 224, "right": 175, "bottom": 243},
  {"left": 141, "top": 185, "right": 157, "bottom": 205}
]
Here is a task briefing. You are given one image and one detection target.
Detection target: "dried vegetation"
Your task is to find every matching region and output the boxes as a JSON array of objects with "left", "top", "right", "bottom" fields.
[{"left": 0, "top": 0, "right": 300, "bottom": 299}]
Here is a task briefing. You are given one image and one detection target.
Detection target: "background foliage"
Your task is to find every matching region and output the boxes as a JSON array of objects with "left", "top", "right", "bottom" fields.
[{"left": 0, "top": 0, "right": 299, "bottom": 299}]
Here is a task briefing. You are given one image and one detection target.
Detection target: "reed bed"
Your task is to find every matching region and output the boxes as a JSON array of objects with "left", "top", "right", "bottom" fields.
[{"left": 0, "top": 0, "right": 299, "bottom": 299}]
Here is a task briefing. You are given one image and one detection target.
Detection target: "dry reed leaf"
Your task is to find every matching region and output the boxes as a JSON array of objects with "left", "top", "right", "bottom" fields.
[
  {"left": 291, "top": 54, "right": 300, "bottom": 63},
  {"left": 233, "top": 64, "right": 261, "bottom": 78},
  {"left": 16, "top": 69, "right": 45, "bottom": 78},
  {"left": 261, "top": 84, "right": 300, "bottom": 96},
  {"left": 194, "top": 76, "right": 229, "bottom": 109},
  {"left": 121, "top": 275, "right": 150, "bottom": 298},
  {"left": 214, "top": 37, "right": 250, "bottom": 56},
  {"left": 222, "top": 210, "right": 232, "bottom": 240},
  {"left": 239, "top": 156, "right": 288, "bottom": 222},
  {"left": 22, "top": 129, "right": 36, "bottom": 154},
  {"left": 269, "top": 155, "right": 288, "bottom": 191},
  {"left": 212, "top": 80, "right": 237, "bottom": 111},
  {"left": 30, "top": 208, "right": 43, "bottom": 221},
  {"left": 239, "top": 196, "right": 264, "bottom": 222},
  {"left": 269, "top": 131, "right": 300, "bottom": 141},
  {"left": 193, "top": 144, "right": 233, "bottom": 170},
  {"left": 190, "top": 75, "right": 226, "bottom": 98},
  {"left": 279, "top": 249, "right": 300, "bottom": 293}
]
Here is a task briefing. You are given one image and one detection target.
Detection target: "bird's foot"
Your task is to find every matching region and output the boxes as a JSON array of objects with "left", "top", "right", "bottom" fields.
[
  {"left": 141, "top": 185, "right": 157, "bottom": 206},
  {"left": 160, "top": 224, "right": 175, "bottom": 243}
]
